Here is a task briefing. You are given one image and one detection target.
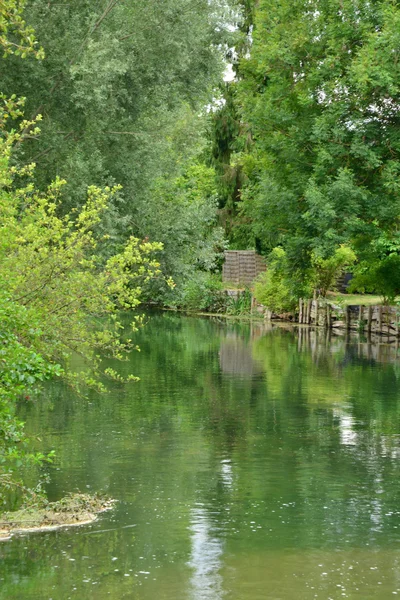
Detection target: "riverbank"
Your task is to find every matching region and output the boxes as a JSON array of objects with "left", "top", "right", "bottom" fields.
[
  {"left": 0, "top": 493, "right": 115, "bottom": 541},
  {"left": 161, "top": 300, "right": 400, "bottom": 346}
]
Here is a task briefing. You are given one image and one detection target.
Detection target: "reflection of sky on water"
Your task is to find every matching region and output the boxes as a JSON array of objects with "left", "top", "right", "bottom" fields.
[
  {"left": 333, "top": 408, "right": 358, "bottom": 446},
  {"left": 380, "top": 435, "right": 400, "bottom": 459},
  {"left": 187, "top": 459, "right": 234, "bottom": 598},
  {"left": 220, "top": 458, "right": 233, "bottom": 488},
  {"left": 340, "top": 414, "right": 358, "bottom": 446},
  {"left": 332, "top": 407, "right": 394, "bottom": 534},
  {"left": 188, "top": 505, "right": 224, "bottom": 600}
]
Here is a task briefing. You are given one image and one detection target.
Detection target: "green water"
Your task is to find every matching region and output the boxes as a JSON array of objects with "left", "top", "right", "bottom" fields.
[{"left": 2, "top": 313, "right": 400, "bottom": 599}]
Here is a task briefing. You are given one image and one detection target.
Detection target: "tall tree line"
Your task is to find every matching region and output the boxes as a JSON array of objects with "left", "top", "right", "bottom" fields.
[
  {"left": 213, "top": 0, "right": 400, "bottom": 299},
  {"left": 1, "top": 0, "right": 237, "bottom": 300},
  {"left": 0, "top": 0, "right": 238, "bottom": 503}
]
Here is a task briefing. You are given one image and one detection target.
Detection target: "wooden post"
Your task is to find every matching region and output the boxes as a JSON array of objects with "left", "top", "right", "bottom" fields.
[
  {"left": 299, "top": 299, "right": 303, "bottom": 324},
  {"left": 326, "top": 303, "right": 331, "bottom": 330},
  {"left": 396, "top": 307, "right": 399, "bottom": 338},
  {"left": 359, "top": 305, "right": 362, "bottom": 330},
  {"left": 378, "top": 305, "right": 383, "bottom": 334},
  {"left": 315, "top": 299, "right": 319, "bottom": 326},
  {"left": 367, "top": 305, "right": 372, "bottom": 335},
  {"left": 307, "top": 299, "right": 312, "bottom": 324}
]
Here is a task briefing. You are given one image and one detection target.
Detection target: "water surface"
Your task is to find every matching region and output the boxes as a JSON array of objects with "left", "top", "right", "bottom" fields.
[{"left": 1, "top": 314, "right": 400, "bottom": 599}]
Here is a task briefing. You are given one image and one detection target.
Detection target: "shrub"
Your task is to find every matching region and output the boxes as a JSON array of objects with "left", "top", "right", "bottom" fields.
[
  {"left": 179, "top": 273, "right": 227, "bottom": 313},
  {"left": 310, "top": 245, "right": 356, "bottom": 297},
  {"left": 253, "top": 248, "right": 297, "bottom": 313},
  {"left": 226, "top": 288, "right": 252, "bottom": 316},
  {"left": 350, "top": 254, "right": 400, "bottom": 304}
]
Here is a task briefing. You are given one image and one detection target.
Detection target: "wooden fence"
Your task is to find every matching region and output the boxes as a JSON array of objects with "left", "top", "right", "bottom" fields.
[
  {"left": 222, "top": 250, "right": 266, "bottom": 286},
  {"left": 298, "top": 299, "right": 400, "bottom": 338}
]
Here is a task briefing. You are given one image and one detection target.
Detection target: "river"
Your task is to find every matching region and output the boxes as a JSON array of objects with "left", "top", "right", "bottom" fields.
[{"left": 1, "top": 312, "right": 400, "bottom": 599}]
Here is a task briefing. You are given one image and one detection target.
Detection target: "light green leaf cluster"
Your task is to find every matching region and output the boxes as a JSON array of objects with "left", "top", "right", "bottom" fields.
[
  {"left": 311, "top": 245, "right": 357, "bottom": 298},
  {"left": 0, "top": 114, "right": 162, "bottom": 389},
  {"left": 0, "top": 0, "right": 44, "bottom": 58},
  {"left": 0, "top": 99, "right": 161, "bottom": 502}
]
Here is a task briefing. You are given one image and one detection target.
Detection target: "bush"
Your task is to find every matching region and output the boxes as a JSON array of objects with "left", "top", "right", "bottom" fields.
[
  {"left": 349, "top": 234, "right": 400, "bottom": 304},
  {"left": 179, "top": 273, "right": 227, "bottom": 313},
  {"left": 310, "top": 245, "right": 356, "bottom": 297},
  {"left": 253, "top": 248, "right": 297, "bottom": 313},
  {"left": 350, "top": 254, "right": 400, "bottom": 304},
  {"left": 226, "top": 288, "right": 252, "bottom": 316}
]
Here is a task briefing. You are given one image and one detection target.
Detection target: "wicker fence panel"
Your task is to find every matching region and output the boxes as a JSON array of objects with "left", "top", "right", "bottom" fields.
[{"left": 222, "top": 251, "right": 266, "bottom": 286}]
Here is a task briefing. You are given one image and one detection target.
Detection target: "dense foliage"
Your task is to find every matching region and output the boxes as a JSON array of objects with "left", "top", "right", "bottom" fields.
[
  {"left": 213, "top": 0, "right": 400, "bottom": 302},
  {"left": 0, "top": 0, "right": 239, "bottom": 503},
  {"left": 1, "top": 0, "right": 236, "bottom": 297},
  {"left": 0, "top": 96, "right": 162, "bottom": 503},
  {"left": 253, "top": 248, "right": 298, "bottom": 314}
]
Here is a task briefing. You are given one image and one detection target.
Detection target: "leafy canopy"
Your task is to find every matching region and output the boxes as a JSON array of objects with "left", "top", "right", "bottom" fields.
[
  {"left": 0, "top": 0, "right": 236, "bottom": 297},
  {"left": 218, "top": 0, "right": 400, "bottom": 299}
]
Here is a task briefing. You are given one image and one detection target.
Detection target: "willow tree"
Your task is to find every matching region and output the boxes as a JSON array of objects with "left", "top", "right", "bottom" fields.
[{"left": 1, "top": 0, "right": 236, "bottom": 296}]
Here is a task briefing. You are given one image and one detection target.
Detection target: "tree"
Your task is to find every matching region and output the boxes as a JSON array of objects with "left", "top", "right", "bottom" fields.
[
  {"left": 207, "top": 0, "right": 255, "bottom": 248},
  {"left": 0, "top": 0, "right": 236, "bottom": 295},
  {"left": 350, "top": 234, "right": 400, "bottom": 303},
  {"left": 142, "top": 159, "right": 226, "bottom": 303},
  {"left": 253, "top": 248, "right": 300, "bottom": 314},
  {"left": 0, "top": 96, "right": 161, "bottom": 504},
  {"left": 311, "top": 245, "right": 356, "bottom": 298},
  {"left": 228, "top": 0, "right": 400, "bottom": 288}
]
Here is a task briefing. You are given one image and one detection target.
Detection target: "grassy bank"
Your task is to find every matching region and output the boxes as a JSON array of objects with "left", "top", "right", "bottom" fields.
[{"left": 327, "top": 293, "right": 389, "bottom": 306}]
